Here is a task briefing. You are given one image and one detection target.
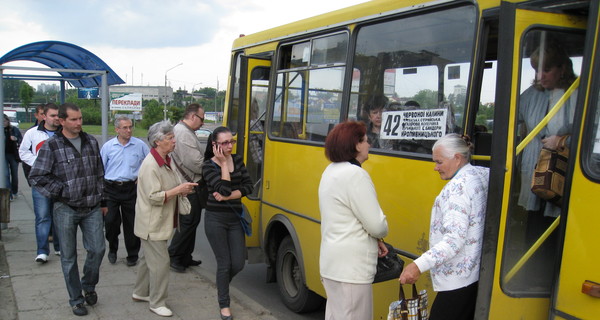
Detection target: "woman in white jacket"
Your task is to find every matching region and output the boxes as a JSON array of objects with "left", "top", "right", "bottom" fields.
[{"left": 319, "top": 121, "right": 389, "bottom": 320}]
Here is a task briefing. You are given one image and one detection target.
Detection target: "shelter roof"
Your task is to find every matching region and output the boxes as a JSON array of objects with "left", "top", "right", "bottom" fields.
[{"left": 0, "top": 40, "right": 124, "bottom": 88}]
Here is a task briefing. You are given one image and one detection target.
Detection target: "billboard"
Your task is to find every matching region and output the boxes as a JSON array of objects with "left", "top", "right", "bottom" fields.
[
  {"left": 78, "top": 87, "right": 99, "bottom": 99},
  {"left": 110, "top": 93, "right": 143, "bottom": 111}
]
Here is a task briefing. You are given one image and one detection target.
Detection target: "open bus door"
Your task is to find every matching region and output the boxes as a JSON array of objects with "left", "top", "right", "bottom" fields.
[
  {"left": 229, "top": 54, "right": 271, "bottom": 255},
  {"left": 479, "top": 2, "right": 589, "bottom": 319},
  {"left": 553, "top": 1, "right": 600, "bottom": 318}
]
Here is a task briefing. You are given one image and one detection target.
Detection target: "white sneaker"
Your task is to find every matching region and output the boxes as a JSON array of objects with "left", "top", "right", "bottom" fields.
[
  {"left": 150, "top": 306, "right": 173, "bottom": 317},
  {"left": 35, "top": 254, "right": 48, "bottom": 263},
  {"left": 55, "top": 251, "right": 60, "bottom": 256},
  {"left": 132, "top": 293, "right": 150, "bottom": 302}
]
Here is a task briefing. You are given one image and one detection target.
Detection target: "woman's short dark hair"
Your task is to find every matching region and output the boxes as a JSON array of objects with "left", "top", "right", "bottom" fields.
[{"left": 324, "top": 121, "right": 366, "bottom": 162}]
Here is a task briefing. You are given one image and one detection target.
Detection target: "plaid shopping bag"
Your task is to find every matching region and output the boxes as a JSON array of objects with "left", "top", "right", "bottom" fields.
[{"left": 387, "top": 284, "right": 428, "bottom": 320}]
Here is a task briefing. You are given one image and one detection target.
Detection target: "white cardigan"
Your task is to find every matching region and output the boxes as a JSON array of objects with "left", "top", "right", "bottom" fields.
[{"left": 319, "top": 161, "right": 388, "bottom": 284}]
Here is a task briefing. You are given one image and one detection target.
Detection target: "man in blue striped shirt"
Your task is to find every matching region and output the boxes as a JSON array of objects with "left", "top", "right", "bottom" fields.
[{"left": 100, "top": 116, "right": 149, "bottom": 267}]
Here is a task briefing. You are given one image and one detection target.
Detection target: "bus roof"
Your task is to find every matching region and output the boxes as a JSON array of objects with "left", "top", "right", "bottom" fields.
[{"left": 230, "top": 0, "right": 506, "bottom": 51}]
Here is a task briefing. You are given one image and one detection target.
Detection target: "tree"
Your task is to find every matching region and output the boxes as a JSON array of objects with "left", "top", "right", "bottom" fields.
[
  {"left": 411, "top": 89, "right": 439, "bottom": 109},
  {"left": 19, "top": 82, "right": 35, "bottom": 118},
  {"left": 2, "top": 79, "right": 24, "bottom": 102},
  {"left": 141, "top": 100, "right": 164, "bottom": 129}
]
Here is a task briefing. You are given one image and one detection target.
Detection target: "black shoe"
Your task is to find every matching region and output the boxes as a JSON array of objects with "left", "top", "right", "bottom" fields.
[
  {"left": 108, "top": 251, "right": 117, "bottom": 264},
  {"left": 170, "top": 262, "right": 186, "bottom": 273},
  {"left": 72, "top": 303, "right": 88, "bottom": 316},
  {"left": 189, "top": 259, "right": 202, "bottom": 266},
  {"left": 84, "top": 291, "right": 98, "bottom": 306},
  {"left": 126, "top": 259, "right": 138, "bottom": 267}
]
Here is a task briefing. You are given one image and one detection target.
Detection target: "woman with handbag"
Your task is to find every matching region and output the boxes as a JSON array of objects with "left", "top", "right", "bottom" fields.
[
  {"left": 202, "top": 126, "right": 253, "bottom": 320},
  {"left": 518, "top": 38, "right": 577, "bottom": 218},
  {"left": 319, "top": 121, "right": 389, "bottom": 320},
  {"left": 132, "top": 120, "right": 197, "bottom": 317},
  {"left": 517, "top": 37, "right": 578, "bottom": 288},
  {"left": 399, "top": 134, "right": 489, "bottom": 320}
]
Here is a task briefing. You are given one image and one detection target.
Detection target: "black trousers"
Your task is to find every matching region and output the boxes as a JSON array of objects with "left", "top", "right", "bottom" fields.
[
  {"left": 204, "top": 209, "right": 246, "bottom": 308},
  {"left": 168, "top": 189, "right": 203, "bottom": 266},
  {"left": 429, "top": 281, "right": 478, "bottom": 320},
  {"left": 104, "top": 182, "right": 140, "bottom": 262}
]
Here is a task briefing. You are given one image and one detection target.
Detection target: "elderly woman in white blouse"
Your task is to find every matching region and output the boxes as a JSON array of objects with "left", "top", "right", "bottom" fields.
[{"left": 399, "top": 133, "right": 489, "bottom": 320}]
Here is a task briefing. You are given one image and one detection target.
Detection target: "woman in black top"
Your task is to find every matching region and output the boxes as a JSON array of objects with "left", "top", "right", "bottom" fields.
[
  {"left": 202, "top": 126, "right": 253, "bottom": 320},
  {"left": 3, "top": 114, "right": 22, "bottom": 199}
]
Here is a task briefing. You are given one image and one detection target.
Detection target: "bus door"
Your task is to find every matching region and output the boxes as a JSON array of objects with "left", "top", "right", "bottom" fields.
[
  {"left": 483, "top": 3, "right": 587, "bottom": 318},
  {"left": 235, "top": 55, "right": 271, "bottom": 253},
  {"left": 553, "top": 1, "right": 600, "bottom": 318}
]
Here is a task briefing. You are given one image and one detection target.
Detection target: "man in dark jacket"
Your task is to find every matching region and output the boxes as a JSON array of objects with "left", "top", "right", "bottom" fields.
[{"left": 29, "top": 103, "right": 106, "bottom": 317}]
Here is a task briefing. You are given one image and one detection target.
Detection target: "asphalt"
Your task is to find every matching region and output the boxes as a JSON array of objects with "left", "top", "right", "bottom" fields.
[{"left": 0, "top": 166, "right": 279, "bottom": 320}]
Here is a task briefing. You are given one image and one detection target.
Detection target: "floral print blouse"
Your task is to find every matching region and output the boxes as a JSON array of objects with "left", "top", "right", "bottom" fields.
[{"left": 414, "top": 164, "right": 489, "bottom": 291}]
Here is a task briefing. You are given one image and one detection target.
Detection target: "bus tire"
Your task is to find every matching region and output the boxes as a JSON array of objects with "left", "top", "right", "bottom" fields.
[{"left": 276, "top": 236, "right": 324, "bottom": 313}]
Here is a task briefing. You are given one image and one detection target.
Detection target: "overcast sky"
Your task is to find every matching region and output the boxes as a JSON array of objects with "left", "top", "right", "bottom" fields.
[{"left": 0, "top": 0, "right": 366, "bottom": 91}]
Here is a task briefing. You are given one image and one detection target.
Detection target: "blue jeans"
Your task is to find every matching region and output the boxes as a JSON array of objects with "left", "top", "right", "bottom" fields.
[
  {"left": 53, "top": 202, "right": 106, "bottom": 306},
  {"left": 4, "top": 153, "right": 19, "bottom": 195},
  {"left": 33, "top": 188, "right": 60, "bottom": 255}
]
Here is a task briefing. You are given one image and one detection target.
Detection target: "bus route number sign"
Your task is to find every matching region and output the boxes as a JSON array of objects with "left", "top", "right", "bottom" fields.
[{"left": 381, "top": 108, "right": 447, "bottom": 140}]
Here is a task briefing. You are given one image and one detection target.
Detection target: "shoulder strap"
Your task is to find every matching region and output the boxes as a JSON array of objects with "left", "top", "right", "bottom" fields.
[{"left": 172, "top": 156, "right": 194, "bottom": 183}]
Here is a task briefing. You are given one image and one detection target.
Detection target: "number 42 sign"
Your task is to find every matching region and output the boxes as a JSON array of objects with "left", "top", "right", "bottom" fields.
[{"left": 380, "top": 108, "right": 447, "bottom": 140}]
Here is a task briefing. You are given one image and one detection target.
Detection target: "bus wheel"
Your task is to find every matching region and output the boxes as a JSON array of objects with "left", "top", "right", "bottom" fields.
[{"left": 276, "top": 236, "right": 324, "bottom": 313}]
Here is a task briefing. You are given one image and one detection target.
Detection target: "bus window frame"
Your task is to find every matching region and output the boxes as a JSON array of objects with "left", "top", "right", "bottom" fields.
[
  {"left": 348, "top": 3, "right": 478, "bottom": 158},
  {"left": 269, "top": 30, "right": 350, "bottom": 144}
]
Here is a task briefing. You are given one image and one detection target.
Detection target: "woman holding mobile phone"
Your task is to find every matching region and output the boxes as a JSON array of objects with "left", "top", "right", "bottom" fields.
[{"left": 202, "top": 126, "right": 253, "bottom": 320}]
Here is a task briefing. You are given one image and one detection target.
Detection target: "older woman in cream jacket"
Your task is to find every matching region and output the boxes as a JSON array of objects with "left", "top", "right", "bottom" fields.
[
  {"left": 319, "top": 121, "right": 389, "bottom": 320},
  {"left": 132, "top": 121, "right": 197, "bottom": 317}
]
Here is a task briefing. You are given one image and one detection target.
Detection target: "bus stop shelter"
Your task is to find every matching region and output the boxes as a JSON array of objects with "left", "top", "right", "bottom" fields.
[{"left": 0, "top": 41, "right": 124, "bottom": 203}]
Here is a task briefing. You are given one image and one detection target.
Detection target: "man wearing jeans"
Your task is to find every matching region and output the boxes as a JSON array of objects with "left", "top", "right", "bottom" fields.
[
  {"left": 19, "top": 103, "right": 61, "bottom": 263},
  {"left": 30, "top": 103, "right": 106, "bottom": 316}
]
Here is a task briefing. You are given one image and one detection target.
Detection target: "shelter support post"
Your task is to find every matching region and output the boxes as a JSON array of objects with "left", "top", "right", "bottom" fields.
[
  {"left": 101, "top": 72, "right": 108, "bottom": 144},
  {"left": 0, "top": 68, "right": 6, "bottom": 189}
]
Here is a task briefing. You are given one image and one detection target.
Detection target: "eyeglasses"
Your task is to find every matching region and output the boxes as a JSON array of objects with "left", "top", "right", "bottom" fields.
[
  {"left": 194, "top": 114, "right": 205, "bottom": 122},
  {"left": 216, "top": 140, "right": 237, "bottom": 147}
]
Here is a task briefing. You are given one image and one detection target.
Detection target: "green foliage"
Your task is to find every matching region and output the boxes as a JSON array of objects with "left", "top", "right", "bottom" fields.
[
  {"left": 169, "top": 106, "right": 183, "bottom": 122},
  {"left": 2, "top": 79, "right": 23, "bottom": 102},
  {"left": 141, "top": 100, "right": 164, "bottom": 129},
  {"left": 411, "top": 89, "right": 439, "bottom": 109},
  {"left": 475, "top": 102, "right": 495, "bottom": 128},
  {"left": 19, "top": 82, "right": 35, "bottom": 107}
]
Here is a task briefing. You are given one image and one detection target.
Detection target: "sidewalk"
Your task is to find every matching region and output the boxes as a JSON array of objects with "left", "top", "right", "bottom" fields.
[{"left": 0, "top": 168, "right": 278, "bottom": 320}]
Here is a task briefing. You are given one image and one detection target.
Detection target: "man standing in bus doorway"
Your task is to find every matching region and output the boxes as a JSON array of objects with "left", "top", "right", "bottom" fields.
[
  {"left": 19, "top": 103, "right": 62, "bottom": 263},
  {"left": 29, "top": 103, "right": 106, "bottom": 316},
  {"left": 101, "top": 116, "right": 149, "bottom": 267},
  {"left": 168, "top": 103, "right": 206, "bottom": 272}
]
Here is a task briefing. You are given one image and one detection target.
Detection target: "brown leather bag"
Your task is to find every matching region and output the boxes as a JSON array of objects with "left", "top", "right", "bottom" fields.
[{"left": 531, "top": 135, "right": 569, "bottom": 206}]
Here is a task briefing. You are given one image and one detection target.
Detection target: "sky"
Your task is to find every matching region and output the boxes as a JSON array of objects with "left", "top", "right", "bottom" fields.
[{"left": 0, "top": 0, "right": 367, "bottom": 91}]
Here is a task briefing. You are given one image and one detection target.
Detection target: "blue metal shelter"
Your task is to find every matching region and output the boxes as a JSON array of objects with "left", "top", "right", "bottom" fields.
[
  {"left": 0, "top": 41, "right": 124, "bottom": 87},
  {"left": 0, "top": 41, "right": 124, "bottom": 190}
]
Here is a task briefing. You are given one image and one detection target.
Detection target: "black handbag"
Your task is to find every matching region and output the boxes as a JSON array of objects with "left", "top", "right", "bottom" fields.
[{"left": 373, "top": 242, "right": 404, "bottom": 283}]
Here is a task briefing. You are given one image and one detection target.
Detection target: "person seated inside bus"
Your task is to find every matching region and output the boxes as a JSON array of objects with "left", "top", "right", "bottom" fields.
[
  {"left": 517, "top": 38, "right": 577, "bottom": 287},
  {"left": 363, "top": 94, "right": 393, "bottom": 150}
]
